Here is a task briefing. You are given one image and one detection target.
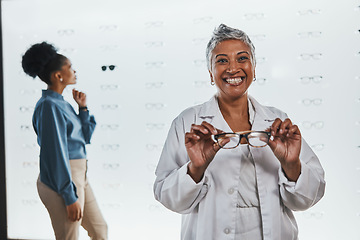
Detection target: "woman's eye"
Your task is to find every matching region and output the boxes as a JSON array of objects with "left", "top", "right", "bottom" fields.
[
  {"left": 238, "top": 56, "right": 249, "bottom": 61},
  {"left": 216, "top": 59, "right": 228, "bottom": 63}
]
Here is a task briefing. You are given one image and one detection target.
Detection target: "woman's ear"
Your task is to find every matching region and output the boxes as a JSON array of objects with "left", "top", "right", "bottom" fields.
[
  {"left": 209, "top": 70, "right": 214, "bottom": 83},
  {"left": 55, "top": 72, "right": 62, "bottom": 81},
  {"left": 49, "top": 71, "right": 62, "bottom": 85}
]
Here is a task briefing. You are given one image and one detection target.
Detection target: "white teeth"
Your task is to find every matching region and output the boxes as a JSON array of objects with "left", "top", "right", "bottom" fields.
[{"left": 226, "top": 77, "right": 243, "bottom": 84}]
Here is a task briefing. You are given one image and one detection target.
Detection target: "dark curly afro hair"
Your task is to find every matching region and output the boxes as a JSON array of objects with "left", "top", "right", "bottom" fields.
[{"left": 21, "top": 42, "right": 66, "bottom": 84}]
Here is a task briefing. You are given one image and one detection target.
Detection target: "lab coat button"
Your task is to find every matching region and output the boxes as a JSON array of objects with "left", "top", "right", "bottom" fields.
[
  {"left": 228, "top": 188, "right": 234, "bottom": 194},
  {"left": 224, "top": 228, "right": 230, "bottom": 234}
]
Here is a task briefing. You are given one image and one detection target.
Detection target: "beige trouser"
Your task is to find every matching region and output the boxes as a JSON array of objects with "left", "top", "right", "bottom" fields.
[{"left": 37, "top": 159, "right": 108, "bottom": 240}]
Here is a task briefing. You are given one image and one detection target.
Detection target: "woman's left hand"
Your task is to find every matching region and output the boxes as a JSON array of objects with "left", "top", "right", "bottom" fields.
[
  {"left": 268, "top": 118, "right": 302, "bottom": 182},
  {"left": 72, "top": 89, "right": 87, "bottom": 108}
]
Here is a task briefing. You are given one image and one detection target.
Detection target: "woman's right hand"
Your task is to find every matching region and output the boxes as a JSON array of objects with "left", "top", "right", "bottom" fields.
[
  {"left": 66, "top": 200, "right": 82, "bottom": 222},
  {"left": 72, "top": 89, "right": 87, "bottom": 108},
  {"left": 185, "top": 121, "right": 222, "bottom": 183}
]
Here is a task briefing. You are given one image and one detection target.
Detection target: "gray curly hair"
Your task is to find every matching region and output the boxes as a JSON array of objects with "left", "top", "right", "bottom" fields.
[{"left": 206, "top": 24, "right": 256, "bottom": 70}]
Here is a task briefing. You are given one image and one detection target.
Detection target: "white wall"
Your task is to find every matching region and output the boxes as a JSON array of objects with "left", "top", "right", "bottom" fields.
[{"left": 2, "top": 0, "right": 360, "bottom": 239}]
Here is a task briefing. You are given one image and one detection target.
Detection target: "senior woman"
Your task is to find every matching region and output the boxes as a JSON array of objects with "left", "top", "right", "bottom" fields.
[{"left": 153, "top": 24, "right": 325, "bottom": 240}]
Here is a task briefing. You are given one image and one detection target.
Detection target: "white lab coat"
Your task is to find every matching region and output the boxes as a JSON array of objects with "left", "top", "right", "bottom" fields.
[{"left": 154, "top": 95, "right": 325, "bottom": 240}]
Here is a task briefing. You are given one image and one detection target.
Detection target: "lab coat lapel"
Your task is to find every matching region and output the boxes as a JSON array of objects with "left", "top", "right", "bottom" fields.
[
  {"left": 249, "top": 95, "right": 282, "bottom": 240},
  {"left": 198, "top": 96, "right": 232, "bottom": 132}
]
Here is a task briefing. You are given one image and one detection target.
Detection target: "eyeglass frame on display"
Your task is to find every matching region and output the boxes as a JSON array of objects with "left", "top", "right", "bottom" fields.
[{"left": 101, "top": 65, "right": 116, "bottom": 71}]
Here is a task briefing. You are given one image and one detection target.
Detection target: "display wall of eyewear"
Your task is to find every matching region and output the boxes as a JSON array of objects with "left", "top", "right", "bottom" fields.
[
  {"left": 148, "top": 204, "right": 166, "bottom": 212},
  {"left": 302, "top": 121, "right": 324, "bottom": 129},
  {"left": 101, "top": 203, "right": 122, "bottom": 209},
  {"left": 311, "top": 144, "right": 325, "bottom": 151},
  {"left": 144, "top": 41, "right": 164, "bottom": 48},
  {"left": 20, "top": 125, "right": 32, "bottom": 131},
  {"left": 60, "top": 48, "right": 77, "bottom": 54},
  {"left": 299, "top": 53, "right": 323, "bottom": 60},
  {"left": 193, "top": 16, "right": 213, "bottom": 24},
  {"left": 145, "top": 103, "right": 166, "bottom": 110},
  {"left": 256, "top": 57, "right": 267, "bottom": 64},
  {"left": 146, "top": 144, "right": 163, "bottom": 151},
  {"left": 255, "top": 78, "right": 267, "bottom": 85},
  {"left": 100, "top": 124, "right": 120, "bottom": 131},
  {"left": 99, "top": 45, "right": 119, "bottom": 51},
  {"left": 102, "top": 183, "right": 124, "bottom": 190},
  {"left": 99, "top": 24, "right": 119, "bottom": 32},
  {"left": 101, "top": 144, "right": 120, "bottom": 151},
  {"left": 297, "top": 31, "right": 322, "bottom": 38},
  {"left": 299, "top": 76, "right": 323, "bottom": 84},
  {"left": 22, "top": 180, "right": 33, "bottom": 187},
  {"left": 19, "top": 106, "right": 34, "bottom": 112},
  {"left": 102, "top": 163, "right": 120, "bottom": 170},
  {"left": 101, "top": 104, "right": 119, "bottom": 110},
  {"left": 192, "top": 38, "right": 207, "bottom": 45},
  {"left": 145, "top": 123, "right": 165, "bottom": 130},
  {"left": 303, "top": 211, "right": 324, "bottom": 219},
  {"left": 3, "top": 1, "right": 359, "bottom": 239},
  {"left": 100, "top": 84, "right": 119, "bottom": 91},
  {"left": 193, "top": 59, "right": 206, "bottom": 66},
  {"left": 21, "top": 143, "right": 37, "bottom": 149},
  {"left": 22, "top": 161, "right": 38, "bottom": 168},
  {"left": 19, "top": 89, "right": 39, "bottom": 95},
  {"left": 302, "top": 98, "right": 323, "bottom": 106},
  {"left": 193, "top": 80, "right": 210, "bottom": 87},
  {"left": 57, "top": 29, "right": 75, "bottom": 36},
  {"left": 146, "top": 163, "right": 157, "bottom": 172},
  {"left": 21, "top": 199, "right": 39, "bottom": 206},
  {"left": 244, "top": 12, "right": 265, "bottom": 20},
  {"left": 249, "top": 34, "right": 266, "bottom": 41},
  {"left": 145, "top": 82, "right": 164, "bottom": 89},
  {"left": 145, "top": 61, "right": 165, "bottom": 68},
  {"left": 297, "top": 9, "right": 322, "bottom": 15},
  {"left": 144, "top": 21, "right": 164, "bottom": 28}
]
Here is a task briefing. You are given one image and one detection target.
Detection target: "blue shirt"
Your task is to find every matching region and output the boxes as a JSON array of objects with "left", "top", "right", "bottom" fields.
[{"left": 33, "top": 89, "right": 96, "bottom": 205}]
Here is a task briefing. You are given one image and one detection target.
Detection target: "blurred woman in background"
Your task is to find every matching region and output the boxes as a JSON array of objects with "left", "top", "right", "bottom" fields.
[{"left": 22, "top": 42, "right": 107, "bottom": 240}]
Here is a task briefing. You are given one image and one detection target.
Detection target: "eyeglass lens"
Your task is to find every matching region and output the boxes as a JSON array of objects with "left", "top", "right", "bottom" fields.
[
  {"left": 247, "top": 132, "right": 269, "bottom": 147},
  {"left": 217, "top": 133, "right": 239, "bottom": 149}
]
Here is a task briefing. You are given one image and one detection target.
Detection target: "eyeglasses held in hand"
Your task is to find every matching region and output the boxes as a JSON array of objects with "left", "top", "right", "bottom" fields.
[
  {"left": 213, "top": 130, "right": 271, "bottom": 148},
  {"left": 101, "top": 65, "right": 116, "bottom": 71}
]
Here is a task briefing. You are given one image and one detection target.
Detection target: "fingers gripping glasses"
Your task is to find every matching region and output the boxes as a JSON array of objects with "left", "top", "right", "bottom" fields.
[{"left": 213, "top": 130, "right": 271, "bottom": 149}]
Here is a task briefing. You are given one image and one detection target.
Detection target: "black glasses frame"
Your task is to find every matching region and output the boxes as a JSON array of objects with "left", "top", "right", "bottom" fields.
[
  {"left": 101, "top": 65, "right": 116, "bottom": 71},
  {"left": 214, "top": 130, "right": 271, "bottom": 148}
]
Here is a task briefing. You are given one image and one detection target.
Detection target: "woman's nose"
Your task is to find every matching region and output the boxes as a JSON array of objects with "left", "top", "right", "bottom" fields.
[{"left": 226, "top": 61, "right": 239, "bottom": 74}]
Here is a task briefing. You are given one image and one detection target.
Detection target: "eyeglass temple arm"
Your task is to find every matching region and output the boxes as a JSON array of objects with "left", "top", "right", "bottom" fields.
[
  {"left": 233, "top": 130, "right": 271, "bottom": 134},
  {"left": 234, "top": 130, "right": 252, "bottom": 134}
]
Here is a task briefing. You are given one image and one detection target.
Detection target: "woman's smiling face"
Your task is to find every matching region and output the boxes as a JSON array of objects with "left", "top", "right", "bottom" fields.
[{"left": 209, "top": 39, "right": 255, "bottom": 101}]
